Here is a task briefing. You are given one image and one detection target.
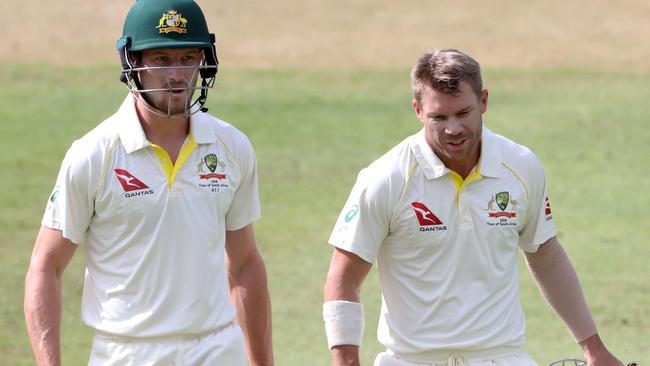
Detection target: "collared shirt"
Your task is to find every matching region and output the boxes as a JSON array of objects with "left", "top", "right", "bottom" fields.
[
  {"left": 329, "top": 127, "right": 556, "bottom": 356},
  {"left": 42, "top": 94, "right": 260, "bottom": 337}
]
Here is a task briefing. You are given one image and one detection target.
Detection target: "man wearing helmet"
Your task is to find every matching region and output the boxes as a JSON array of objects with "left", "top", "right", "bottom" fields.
[{"left": 24, "top": 1, "right": 274, "bottom": 365}]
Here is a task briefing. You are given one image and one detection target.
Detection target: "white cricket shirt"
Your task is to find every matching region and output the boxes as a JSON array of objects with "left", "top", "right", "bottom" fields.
[
  {"left": 42, "top": 94, "right": 260, "bottom": 337},
  {"left": 329, "top": 127, "right": 557, "bottom": 357}
]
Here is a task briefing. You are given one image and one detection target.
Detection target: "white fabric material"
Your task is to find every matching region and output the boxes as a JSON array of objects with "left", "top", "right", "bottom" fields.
[
  {"left": 323, "top": 300, "right": 365, "bottom": 349},
  {"left": 42, "top": 94, "right": 261, "bottom": 337},
  {"left": 447, "top": 354, "right": 469, "bottom": 366},
  {"left": 373, "top": 348, "right": 538, "bottom": 366},
  {"left": 88, "top": 322, "right": 247, "bottom": 366},
  {"left": 329, "top": 127, "right": 557, "bottom": 355}
]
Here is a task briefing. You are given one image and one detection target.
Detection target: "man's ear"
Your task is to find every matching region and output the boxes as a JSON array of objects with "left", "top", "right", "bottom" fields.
[
  {"left": 480, "top": 89, "right": 489, "bottom": 113},
  {"left": 413, "top": 98, "right": 423, "bottom": 119},
  {"left": 129, "top": 51, "right": 142, "bottom": 66}
]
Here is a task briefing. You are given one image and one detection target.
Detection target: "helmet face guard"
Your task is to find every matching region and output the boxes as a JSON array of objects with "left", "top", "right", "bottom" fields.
[{"left": 117, "top": 0, "right": 219, "bottom": 118}]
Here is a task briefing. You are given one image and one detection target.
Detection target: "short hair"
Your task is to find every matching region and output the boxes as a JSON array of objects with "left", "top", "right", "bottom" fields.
[{"left": 410, "top": 49, "right": 483, "bottom": 103}]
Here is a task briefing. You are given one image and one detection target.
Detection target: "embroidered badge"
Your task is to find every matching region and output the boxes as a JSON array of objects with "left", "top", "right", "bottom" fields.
[
  {"left": 156, "top": 10, "right": 188, "bottom": 34},
  {"left": 195, "top": 154, "right": 229, "bottom": 192},
  {"left": 485, "top": 191, "right": 518, "bottom": 226}
]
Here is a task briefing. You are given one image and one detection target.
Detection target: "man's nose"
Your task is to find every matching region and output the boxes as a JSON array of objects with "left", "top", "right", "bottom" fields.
[
  {"left": 444, "top": 118, "right": 464, "bottom": 135},
  {"left": 166, "top": 67, "right": 186, "bottom": 83},
  {"left": 165, "top": 61, "right": 191, "bottom": 82}
]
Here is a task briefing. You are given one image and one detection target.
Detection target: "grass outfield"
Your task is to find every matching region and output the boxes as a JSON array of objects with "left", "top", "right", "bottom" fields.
[{"left": 1, "top": 65, "right": 648, "bottom": 365}]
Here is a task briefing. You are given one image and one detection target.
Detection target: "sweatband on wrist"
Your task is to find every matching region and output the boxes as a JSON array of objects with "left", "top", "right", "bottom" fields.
[{"left": 323, "top": 300, "right": 364, "bottom": 349}]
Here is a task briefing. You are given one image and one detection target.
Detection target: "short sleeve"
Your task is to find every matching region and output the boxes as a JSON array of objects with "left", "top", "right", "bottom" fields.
[
  {"left": 518, "top": 155, "right": 557, "bottom": 252},
  {"left": 225, "top": 135, "right": 261, "bottom": 231},
  {"left": 328, "top": 169, "right": 392, "bottom": 263},
  {"left": 41, "top": 142, "right": 95, "bottom": 245}
]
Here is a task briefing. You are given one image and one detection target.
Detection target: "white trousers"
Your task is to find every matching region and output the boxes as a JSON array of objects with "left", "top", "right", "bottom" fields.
[
  {"left": 374, "top": 348, "right": 539, "bottom": 366},
  {"left": 88, "top": 323, "right": 247, "bottom": 366}
]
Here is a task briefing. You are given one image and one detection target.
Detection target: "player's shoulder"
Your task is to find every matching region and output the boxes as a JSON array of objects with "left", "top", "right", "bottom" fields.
[
  {"left": 488, "top": 128, "right": 538, "bottom": 159},
  {"left": 197, "top": 113, "right": 255, "bottom": 151},
  {"left": 62, "top": 113, "right": 121, "bottom": 167},
  {"left": 356, "top": 133, "right": 417, "bottom": 192},
  {"left": 486, "top": 127, "right": 544, "bottom": 178}
]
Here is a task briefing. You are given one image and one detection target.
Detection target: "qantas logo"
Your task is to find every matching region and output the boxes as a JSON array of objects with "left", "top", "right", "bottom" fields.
[
  {"left": 412, "top": 202, "right": 443, "bottom": 225},
  {"left": 114, "top": 169, "right": 149, "bottom": 191},
  {"left": 545, "top": 196, "right": 553, "bottom": 221},
  {"left": 411, "top": 202, "right": 447, "bottom": 231},
  {"left": 114, "top": 169, "right": 154, "bottom": 197}
]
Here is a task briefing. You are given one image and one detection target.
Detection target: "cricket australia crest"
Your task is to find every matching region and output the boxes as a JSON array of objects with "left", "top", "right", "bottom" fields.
[
  {"left": 195, "top": 153, "right": 228, "bottom": 193},
  {"left": 156, "top": 10, "right": 188, "bottom": 34},
  {"left": 495, "top": 191, "right": 510, "bottom": 211},
  {"left": 204, "top": 153, "right": 218, "bottom": 173},
  {"left": 486, "top": 191, "right": 518, "bottom": 225},
  {"left": 196, "top": 153, "right": 226, "bottom": 180}
]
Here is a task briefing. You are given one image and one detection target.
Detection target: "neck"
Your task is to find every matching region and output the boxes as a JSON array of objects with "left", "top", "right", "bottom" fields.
[
  {"left": 135, "top": 100, "right": 190, "bottom": 142},
  {"left": 135, "top": 100, "right": 190, "bottom": 164},
  {"left": 442, "top": 141, "right": 481, "bottom": 180},
  {"left": 447, "top": 159, "right": 478, "bottom": 180}
]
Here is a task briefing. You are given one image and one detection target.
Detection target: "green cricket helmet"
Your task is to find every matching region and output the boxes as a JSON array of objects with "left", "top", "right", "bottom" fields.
[{"left": 116, "top": 0, "right": 219, "bottom": 117}]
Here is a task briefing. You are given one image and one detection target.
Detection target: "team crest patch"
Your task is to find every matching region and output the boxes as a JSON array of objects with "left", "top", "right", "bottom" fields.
[
  {"left": 495, "top": 191, "right": 510, "bottom": 211},
  {"left": 195, "top": 153, "right": 229, "bottom": 192},
  {"left": 196, "top": 154, "right": 227, "bottom": 180},
  {"left": 204, "top": 153, "right": 218, "bottom": 173},
  {"left": 156, "top": 10, "right": 188, "bottom": 34},
  {"left": 485, "top": 192, "right": 518, "bottom": 226}
]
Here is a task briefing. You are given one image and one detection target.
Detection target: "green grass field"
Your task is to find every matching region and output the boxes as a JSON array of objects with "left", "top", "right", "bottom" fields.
[{"left": 1, "top": 65, "right": 648, "bottom": 365}]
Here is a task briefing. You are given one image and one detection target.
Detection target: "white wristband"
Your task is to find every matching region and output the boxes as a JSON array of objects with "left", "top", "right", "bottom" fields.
[{"left": 323, "top": 300, "right": 364, "bottom": 349}]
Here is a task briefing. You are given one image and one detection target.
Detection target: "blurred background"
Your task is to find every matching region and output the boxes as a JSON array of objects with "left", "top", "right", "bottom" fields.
[{"left": 2, "top": 0, "right": 648, "bottom": 364}]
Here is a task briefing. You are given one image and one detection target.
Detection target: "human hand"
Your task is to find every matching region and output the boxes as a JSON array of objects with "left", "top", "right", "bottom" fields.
[
  {"left": 583, "top": 346, "right": 626, "bottom": 366},
  {"left": 578, "top": 333, "right": 626, "bottom": 366}
]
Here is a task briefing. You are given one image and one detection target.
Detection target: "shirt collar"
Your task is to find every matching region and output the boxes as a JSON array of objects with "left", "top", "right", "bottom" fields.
[
  {"left": 190, "top": 110, "right": 217, "bottom": 145},
  {"left": 116, "top": 93, "right": 216, "bottom": 153},
  {"left": 410, "top": 126, "right": 502, "bottom": 180},
  {"left": 116, "top": 94, "right": 149, "bottom": 154},
  {"left": 479, "top": 126, "right": 501, "bottom": 178}
]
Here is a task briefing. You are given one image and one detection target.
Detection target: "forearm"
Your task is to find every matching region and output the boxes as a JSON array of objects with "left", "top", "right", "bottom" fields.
[
  {"left": 230, "top": 255, "right": 273, "bottom": 366},
  {"left": 527, "top": 238, "right": 624, "bottom": 365},
  {"left": 24, "top": 268, "right": 63, "bottom": 366},
  {"left": 525, "top": 238, "right": 596, "bottom": 342},
  {"left": 323, "top": 249, "right": 371, "bottom": 366},
  {"left": 324, "top": 280, "right": 362, "bottom": 366}
]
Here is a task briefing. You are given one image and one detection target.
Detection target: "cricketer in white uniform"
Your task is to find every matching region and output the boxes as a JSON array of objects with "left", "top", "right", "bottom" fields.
[
  {"left": 322, "top": 49, "right": 624, "bottom": 366},
  {"left": 24, "top": 0, "right": 274, "bottom": 365}
]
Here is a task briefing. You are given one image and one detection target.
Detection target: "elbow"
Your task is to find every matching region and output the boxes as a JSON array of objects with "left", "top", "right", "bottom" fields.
[{"left": 228, "top": 250, "right": 268, "bottom": 286}]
